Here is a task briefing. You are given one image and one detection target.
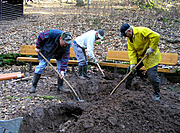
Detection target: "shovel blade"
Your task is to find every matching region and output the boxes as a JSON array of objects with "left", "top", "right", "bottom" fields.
[{"left": 0, "top": 117, "right": 23, "bottom": 133}]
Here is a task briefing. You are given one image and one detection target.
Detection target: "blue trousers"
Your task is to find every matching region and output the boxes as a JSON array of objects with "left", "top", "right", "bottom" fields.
[{"left": 34, "top": 57, "right": 65, "bottom": 74}]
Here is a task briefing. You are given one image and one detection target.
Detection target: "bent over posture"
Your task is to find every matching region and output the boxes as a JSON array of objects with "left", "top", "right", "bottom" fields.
[
  {"left": 72, "top": 29, "right": 104, "bottom": 79},
  {"left": 30, "top": 29, "right": 72, "bottom": 93},
  {"left": 120, "top": 23, "right": 162, "bottom": 101}
]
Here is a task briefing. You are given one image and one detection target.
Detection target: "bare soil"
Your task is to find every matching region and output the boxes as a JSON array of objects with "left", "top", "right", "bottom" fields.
[
  {"left": 14, "top": 66, "right": 179, "bottom": 133},
  {"left": 0, "top": 1, "right": 179, "bottom": 133}
]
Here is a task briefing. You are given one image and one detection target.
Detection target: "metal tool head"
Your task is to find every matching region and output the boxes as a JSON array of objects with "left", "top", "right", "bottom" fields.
[
  {"left": 77, "top": 97, "right": 84, "bottom": 102},
  {"left": 79, "top": 100, "right": 85, "bottom": 102}
]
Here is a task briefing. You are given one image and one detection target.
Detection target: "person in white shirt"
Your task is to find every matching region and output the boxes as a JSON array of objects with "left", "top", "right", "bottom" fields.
[{"left": 72, "top": 29, "right": 104, "bottom": 79}]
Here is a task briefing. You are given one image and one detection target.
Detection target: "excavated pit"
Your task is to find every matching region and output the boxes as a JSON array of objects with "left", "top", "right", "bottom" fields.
[
  {"left": 15, "top": 69, "right": 180, "bottom": 133},
  {"left": 19, "top": 102, "right": 84, "bottom": 132}
]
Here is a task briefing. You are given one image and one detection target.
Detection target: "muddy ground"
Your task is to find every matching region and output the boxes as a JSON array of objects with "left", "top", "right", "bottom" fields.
[
  {"left": 0, "top": 1, "right": 179, "bottom": 133},
  {"left": 3, "top": 65, "right": 177, "bottom": 133}
]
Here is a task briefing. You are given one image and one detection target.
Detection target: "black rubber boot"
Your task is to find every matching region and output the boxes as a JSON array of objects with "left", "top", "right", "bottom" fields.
[
  {"left": 78, "top": 66, "right": 85, "bottom": 79},
  {"left": 57, "top": 76, "right": 70, "bottom": 93},
  {"left": 125, "top": 81, "right": 132, "bottom": 90},
  {"left": 125, "top": 66, "right": 134, "bottom": 90},
  {"left": 153, "top": 92, "right": 160, "bottom": 101},
  {"left": 83, "top": 65, "right": 91, "bottom": 79},
  {"left": 30, "top": 73, "right": 41, "bottom": 93},
  {"left": 153, "top": 85, "right": 160, "bottom": 101}
]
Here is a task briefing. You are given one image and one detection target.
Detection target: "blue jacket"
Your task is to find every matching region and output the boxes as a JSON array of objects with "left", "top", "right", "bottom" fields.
[{"left": 36, "top": 29, "right": 71, "bottom": 71}]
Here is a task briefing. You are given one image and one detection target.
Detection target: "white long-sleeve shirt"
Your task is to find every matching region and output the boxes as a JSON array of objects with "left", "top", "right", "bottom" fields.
[{"left": 75, "top": 30, "right": 96, "bottom": 59}]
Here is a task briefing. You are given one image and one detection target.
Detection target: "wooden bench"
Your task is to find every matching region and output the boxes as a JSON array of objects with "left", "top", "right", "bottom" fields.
[
  {"left": 99, "top": 50, "right": 179, "bottom": 78},
  {"left": 17, "top": 45, "right": 78, "bottom": 71}
]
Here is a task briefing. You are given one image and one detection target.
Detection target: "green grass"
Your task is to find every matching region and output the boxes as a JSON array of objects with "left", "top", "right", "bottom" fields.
[
  {"left": 24, "top": 96, "right": 33, "bottom": 99},
  {"left": 39, "top": 95, "right": 62, "bottom": 100},
  {"left": 6, "top": 96, "right": 20, "bottom": 99},
  {"left": 96, "top": 41, "right": 100, "bottom": 45}
]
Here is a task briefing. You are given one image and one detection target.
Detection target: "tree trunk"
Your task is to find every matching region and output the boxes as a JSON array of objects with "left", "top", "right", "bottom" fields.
[{"left": 76, "top": 0, "right": 84, "bottom": 6}]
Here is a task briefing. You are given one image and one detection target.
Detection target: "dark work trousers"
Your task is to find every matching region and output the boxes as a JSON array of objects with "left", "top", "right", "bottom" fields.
[{"left": 125, "top": 59, "right": 160, "bottom": 95}]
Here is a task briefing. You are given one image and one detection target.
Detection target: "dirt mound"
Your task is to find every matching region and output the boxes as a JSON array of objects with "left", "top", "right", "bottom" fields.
[
  {"left": 18, "top": 69, "right": 180, "bottom": 133},
  {"left": 19, "top": 102, "right": 84, "bottom": 132}
]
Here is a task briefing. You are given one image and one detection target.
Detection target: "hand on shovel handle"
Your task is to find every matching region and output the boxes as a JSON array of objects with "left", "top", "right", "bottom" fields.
[
  {"left": 60, "top": 71, "right": 65, "bottom": 79},
  {"left": 39, "top": 52, "right": 84, "bottom": 102},
  {"left": 110, "top": 54, "right": 148, "bottom": 96}
]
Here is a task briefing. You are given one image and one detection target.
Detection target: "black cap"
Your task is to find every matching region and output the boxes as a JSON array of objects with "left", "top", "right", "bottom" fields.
[
  {"left": 61, "top": 31, "right": 72, "bottom": 44},
  {"left": 97, "top": 29, "right": 104, "bottom": 39},
  {"left": 120, "top": 23, "right": 130, "bottom": 37}
]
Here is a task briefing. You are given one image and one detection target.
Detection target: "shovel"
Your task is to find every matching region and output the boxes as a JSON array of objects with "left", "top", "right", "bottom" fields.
[
  {"left": 0, "top": 117, "right": 23, "bottom": 133},
  {"left": 39, "top": 52, "right": 84, "bottom": 102},
  {"left": 110, "top": 54, "right": 148, "bottom": 95},
  {"left": 96, "top": 63, "right": 105, "bottom": 77},
  {"left": 93, "top": 62, "right": 114, "bottom": 80}
]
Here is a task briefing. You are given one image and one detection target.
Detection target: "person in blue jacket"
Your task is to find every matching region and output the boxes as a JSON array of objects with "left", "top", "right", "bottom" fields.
[{"left": 30, "top": 29, "right": 72, "bottom": 93}]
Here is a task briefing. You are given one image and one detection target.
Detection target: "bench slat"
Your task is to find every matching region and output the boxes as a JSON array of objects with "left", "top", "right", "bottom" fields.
[
  {"left": 106, "top": 50, "right": 178, "bottom": 65},
  {"left": 70, "top": 47, "right": 76, "bottom": 58},
  {"left": 160, "top": 53, "right": 178, "bottom": 65},
  {"left": 20, "top": 45, "right": 37, "bottom": 55},
  {"left": 99, "top": 62, "right": 174, "bottom": 73},
  {"left": 99, "top": 62, "right": 129, "bottom": 68},
  {"left": 19, "top": 45, "right": 76, "bottom": 58},
  {"left": 106, "top": 50, "right": 129, "bottom": 61},
  {"left": 17, "top": 57, "right": 39, "bottom": 62},
  {"left": 17, "top": 57, "right": 78, "bottom": 64}
]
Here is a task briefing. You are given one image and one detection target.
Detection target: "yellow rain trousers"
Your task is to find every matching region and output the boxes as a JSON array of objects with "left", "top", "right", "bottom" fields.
[{"left": 127, "top": 26, "right": 162, "bottom": 70}]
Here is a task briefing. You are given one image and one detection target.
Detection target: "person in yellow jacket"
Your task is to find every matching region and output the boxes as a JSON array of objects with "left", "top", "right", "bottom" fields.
[{"left": 120, "top": 23, "right": 162, "bottom": 101}]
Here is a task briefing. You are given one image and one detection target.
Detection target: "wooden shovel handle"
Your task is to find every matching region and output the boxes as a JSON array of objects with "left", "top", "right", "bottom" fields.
[
  {"left": 39, "top": 52, "right": 82, "bottom": 101},
  {"left": 97, "top": 63, "right": 105, "bottom": 77},
  {"left": 110, "top": 54, "right": 148, "bottom": 95}
]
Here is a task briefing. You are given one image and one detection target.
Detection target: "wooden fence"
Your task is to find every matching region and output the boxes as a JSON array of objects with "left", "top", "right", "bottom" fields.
[{"left": 0, "top": 0, "right": 23, "bottom": 21}]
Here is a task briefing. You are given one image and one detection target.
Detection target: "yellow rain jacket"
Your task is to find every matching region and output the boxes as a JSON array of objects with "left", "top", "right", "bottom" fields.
[{"left": 127, "top": 26, "right": 162, "bottom": 70}]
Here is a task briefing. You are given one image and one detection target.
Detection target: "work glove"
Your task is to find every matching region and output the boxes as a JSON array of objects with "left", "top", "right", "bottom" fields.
[
  {"left": 35, "top": 48, "right": 40, "bottom": 53},
  {"left": 60, "top": 71, "right": 65, "bottom": 79},
  {"left": 146, "top": 47, "right": 154, "bottom": 55},
  {"left": 130, "top": 64, "right": 136, "bottom": 74},
  {"left": 93, "top": 58, "right": 99, "bottom": 64}
]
